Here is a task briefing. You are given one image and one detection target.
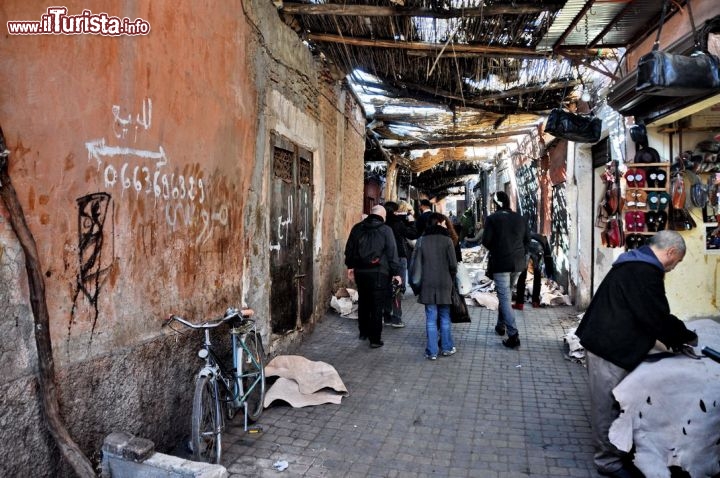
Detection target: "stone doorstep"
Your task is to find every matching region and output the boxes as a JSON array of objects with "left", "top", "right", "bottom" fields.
[{"left": 101, "top": 431, "right": 228, "bottom": 478}]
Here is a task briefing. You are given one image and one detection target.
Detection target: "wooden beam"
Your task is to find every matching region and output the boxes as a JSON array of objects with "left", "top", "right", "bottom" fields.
[
  {"left": 306, "top": 33, "right": 544, "bottom": 57},
  {"left": 385, "top": 157, "right": 398, "bottom": 201},
  {"left": 406, "top": 50, "right": 549, "bottom": 59},
  {"left": 384, "top": 137, "right": 520, "bottom": 151},
  {"left": 555, "top": 51, "right": 620, "bottom": 81},
  {"left": 280, "top": 3, "right": 564, "bottom": 18},
  {"left": 396, "top": 80, "right": 566, "bottom": 114},
  {"left": 480, "top": 81, "right": 579, "bottom": 102},
  {"left": 373, "top": 126, "right": 533, "bottom": 141},
  {"left": 354, "top": 76, "right": 570, "bottom": 117}
]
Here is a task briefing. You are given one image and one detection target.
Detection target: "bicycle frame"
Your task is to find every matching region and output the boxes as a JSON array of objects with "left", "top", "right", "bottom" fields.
[
  {"left": 164, "top": 307, "right": 265, "bottom": 463},
  {"left": 184, "top": 314, "right": 264, "bottom": 428},
  {"left": 230, "top": 320, "right": 264, "bottom": 409}
]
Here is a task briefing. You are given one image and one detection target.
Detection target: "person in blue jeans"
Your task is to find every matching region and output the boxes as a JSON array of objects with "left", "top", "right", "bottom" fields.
[
  {"left": 482, "top": 191, "right": 530, "bottom": 349},
  {"left": 409, "top": 212, "right": 458, "bottom": 360}
]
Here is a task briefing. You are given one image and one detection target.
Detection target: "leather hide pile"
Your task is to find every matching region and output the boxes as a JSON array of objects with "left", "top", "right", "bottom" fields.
[{"left": 609, "top": 319, "right": 720, "bottom": 477}]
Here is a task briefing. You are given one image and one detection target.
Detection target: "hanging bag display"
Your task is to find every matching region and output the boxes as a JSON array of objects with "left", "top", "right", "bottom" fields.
[
  {"left": 636, "top": 0, "right": 720, "bottom": 96},
  {"left": 601, "top": 217, "right": 625, "bottom": 248},
  {"left": 597, "top": 160, "right": 625, "bottom": 248},
  {"left": 544, "top": 108, "right": 601, "bottom": 143}
]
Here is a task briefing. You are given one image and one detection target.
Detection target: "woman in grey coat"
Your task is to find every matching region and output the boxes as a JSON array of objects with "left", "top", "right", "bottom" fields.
[{"left": 410, "top": 213, "right": 458, "bottom": 360}]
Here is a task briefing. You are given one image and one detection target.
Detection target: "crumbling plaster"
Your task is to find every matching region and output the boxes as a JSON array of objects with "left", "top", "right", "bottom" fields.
[{"left": 0, "top": 0, "right": 366, "bottom": 475}]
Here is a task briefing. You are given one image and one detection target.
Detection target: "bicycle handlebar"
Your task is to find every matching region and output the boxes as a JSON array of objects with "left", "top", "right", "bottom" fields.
[{"left": 164, "top": 307, "right": 255, "bottom": 329}]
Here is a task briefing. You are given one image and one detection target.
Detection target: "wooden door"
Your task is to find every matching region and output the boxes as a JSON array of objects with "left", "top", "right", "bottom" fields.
[{"left": 269, "top": 134, "right": 314, "bottom": 334}]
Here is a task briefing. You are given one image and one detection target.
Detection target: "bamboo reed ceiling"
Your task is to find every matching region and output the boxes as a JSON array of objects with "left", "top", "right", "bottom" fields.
[{"left": 277, "top": 0, "right": 671, "bottom": 195}]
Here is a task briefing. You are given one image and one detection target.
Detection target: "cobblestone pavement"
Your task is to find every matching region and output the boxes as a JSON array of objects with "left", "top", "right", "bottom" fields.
[{"left": 221, "top": 295, "right": 604, "bottom": 478}]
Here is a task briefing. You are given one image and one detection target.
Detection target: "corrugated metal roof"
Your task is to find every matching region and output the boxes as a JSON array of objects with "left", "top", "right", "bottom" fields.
[
  {"left": 541, "top": 0, "right": 667, "bottom": 50},
  {"left": 538, "top": 0, "right": 593, "bottom": 50}
]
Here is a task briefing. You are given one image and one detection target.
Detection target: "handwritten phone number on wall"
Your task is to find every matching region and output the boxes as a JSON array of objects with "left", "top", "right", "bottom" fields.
[{"left": 103, "top": 162, "right": 205, "bottom": 204}]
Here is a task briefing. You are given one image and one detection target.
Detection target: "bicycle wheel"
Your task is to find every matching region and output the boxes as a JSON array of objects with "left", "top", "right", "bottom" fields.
[
  {"left": 191, "top": 375, "right": 223, "bottom": 463},
  {"left": 240, "top": 332, "right": 266, "bottom": 422}
]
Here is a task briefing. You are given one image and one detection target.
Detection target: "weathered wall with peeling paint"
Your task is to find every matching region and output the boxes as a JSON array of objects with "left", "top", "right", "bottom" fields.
[{"left": 0, "top": 1, "right": 365, "bottom": 475}]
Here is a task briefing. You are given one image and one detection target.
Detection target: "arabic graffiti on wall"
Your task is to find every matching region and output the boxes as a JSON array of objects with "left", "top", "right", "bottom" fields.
[
  {"left": 84, "top": 98, "right": 228, "bottom": 245},
  {"left": 270, "top": 194, "right": 293, "bottom": 253}
]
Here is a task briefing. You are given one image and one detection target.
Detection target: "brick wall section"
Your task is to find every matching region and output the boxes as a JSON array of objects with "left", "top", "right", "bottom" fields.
[
  {"left": 341, "top": 92, "right": 367, "bottom": 279},
  {"left": 317, "top": 77, "right": 366, "bottom": 297},
  {"left": 318, "top": 79, "right": 342, "bottom": 298}
]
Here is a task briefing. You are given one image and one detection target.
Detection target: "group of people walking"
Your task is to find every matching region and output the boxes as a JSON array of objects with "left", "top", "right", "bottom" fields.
[
  {"left": 343, "top": 198, "right": 462, "bottom": 356},
  {"left": 344, "top": 192, "right": 542, "bottom": 357},
  {"left": 344, "top": 192, "right": 701, "bottom": 478},
  {"left": 345, "top": 191, "right": 698, "bottom": 478}
]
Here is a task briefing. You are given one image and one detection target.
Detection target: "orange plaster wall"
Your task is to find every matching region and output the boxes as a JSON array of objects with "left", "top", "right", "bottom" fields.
[{"left": 0, "top": 1, "right": 258, "bottom": 362}]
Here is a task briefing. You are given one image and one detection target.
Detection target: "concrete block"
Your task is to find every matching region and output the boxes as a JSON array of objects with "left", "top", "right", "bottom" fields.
[{"left": 101, "top": 432, "right": 228, "bottom": 478}]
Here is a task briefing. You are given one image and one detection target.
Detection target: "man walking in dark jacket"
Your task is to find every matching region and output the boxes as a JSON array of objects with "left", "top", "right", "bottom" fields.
[
  {"left": 576, "top": 230, "right": 698, "bottom": 478},
  {"left": 382, "top": 201, "right": 418, "bottom": 327},
  {"left": 415, "top": 198, "right": 433, "bottom": 236},
  {"left": 344, "top": 205, "right": 402, "bottom": 348},
  {"left": 481, "top": 191, "right": 530, "bottom": 348}
]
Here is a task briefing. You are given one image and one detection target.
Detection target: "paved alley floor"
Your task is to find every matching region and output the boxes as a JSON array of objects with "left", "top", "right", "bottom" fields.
[{"left": 221, "top": 296, "right": 603, "bottom": 478}]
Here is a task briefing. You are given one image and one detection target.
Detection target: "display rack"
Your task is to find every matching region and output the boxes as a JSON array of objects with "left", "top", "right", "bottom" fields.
[{"left": 623, "top": 162, "right": 671, "bottom": 247}]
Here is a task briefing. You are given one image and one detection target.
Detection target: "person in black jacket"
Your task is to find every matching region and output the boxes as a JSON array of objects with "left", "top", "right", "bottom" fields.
[
  {"left": 410, "top": 212, "right": 458, "bottom": 360},
  {"left": 382, "top": 201, "right": 418, "bottom": 328},
  {"left": 415, "top": 198, "right": 433, "bottom": 236},
  {"left": 344, "top": 205, "right": 402, "bottom": 348},
  {"left": 513, "top": 232, "right": 553, "bottom": 310},
  {"left": 575, "top": 230, "right": 698, "bottom": 478},
  {"left": 481, "top": 191, "right": 530, "bottom": 348}
]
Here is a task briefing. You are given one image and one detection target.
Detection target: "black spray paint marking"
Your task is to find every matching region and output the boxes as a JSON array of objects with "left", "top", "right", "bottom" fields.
[{"left": 69, "top": 193, "right": 113, "bottom": 347}]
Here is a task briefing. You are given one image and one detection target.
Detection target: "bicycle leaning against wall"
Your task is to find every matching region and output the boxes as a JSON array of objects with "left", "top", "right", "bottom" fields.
[{"left": 164, "top": 306, "right": 266, "bottom": 464}]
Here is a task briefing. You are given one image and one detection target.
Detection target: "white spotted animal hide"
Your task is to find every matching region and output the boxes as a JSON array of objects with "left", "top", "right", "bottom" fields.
[{"left": 609, "top": 319, "right": 720, "bottom": 478}]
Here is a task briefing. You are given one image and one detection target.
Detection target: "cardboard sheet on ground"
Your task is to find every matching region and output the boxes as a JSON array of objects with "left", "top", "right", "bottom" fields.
[
  {"left": 264, "top": 355, "right": 348, "bottom": 408},
  {"left": 609, "top": 319, "right": 720, "bottom": 478}
]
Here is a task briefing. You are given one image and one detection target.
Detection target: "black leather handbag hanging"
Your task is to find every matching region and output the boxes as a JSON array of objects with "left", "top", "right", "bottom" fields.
[
  {"left": 636, "top": 0, "right": 720, "bottom": 96},
  {"left": 544, "top": 108, "right": 601, "bottom": 143}
]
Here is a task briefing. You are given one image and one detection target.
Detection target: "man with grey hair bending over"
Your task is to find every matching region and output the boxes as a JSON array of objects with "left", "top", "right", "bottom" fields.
[{"left": 576, "top": 230, "right": 698, "bottom": 478}]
